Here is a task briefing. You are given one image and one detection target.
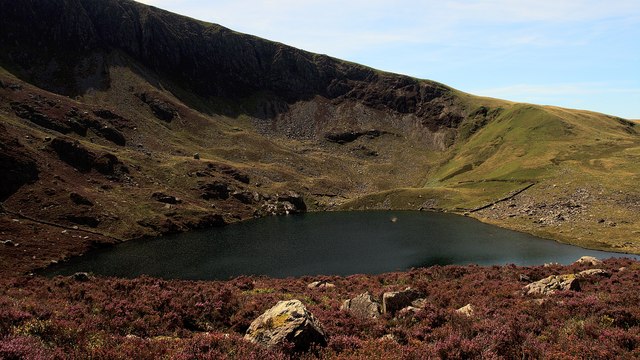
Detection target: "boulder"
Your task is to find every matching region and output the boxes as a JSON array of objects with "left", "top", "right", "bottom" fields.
[
  {"left": 576, "top": 268, "right": 610, "bottom": 278},
  {"left": 244, "top": 299, "right": 327, "bottom": 352},
  {"left": 340, "top": 292, "right": 382, "bottom": 319},
  {"left": 456, "top": 304, "right": 474, "bottom": 317},
  {"left": 307, "top": 280, "right": 335, "bottom": 289},
  {"left": 382, "top": 287, "right": 424, "bottom": 315},
  {"left": 151, "top": 192, "right": 180, "bottom": 204},
  {"left": 523, "top": 274, "right": 580, "bottom": 296},
  {"left": 574, "top": 256, "right": 603, "bottom": 266}
]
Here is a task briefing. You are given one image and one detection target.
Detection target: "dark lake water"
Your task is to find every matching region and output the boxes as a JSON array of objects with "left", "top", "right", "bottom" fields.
[{"left": 44, "top": 211, "right": 637, "bottom": 280}]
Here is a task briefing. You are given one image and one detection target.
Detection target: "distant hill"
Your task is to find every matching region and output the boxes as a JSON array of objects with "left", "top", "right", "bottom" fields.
[{"left": 0, "top": 0, "right": 639, "bottom": 275}]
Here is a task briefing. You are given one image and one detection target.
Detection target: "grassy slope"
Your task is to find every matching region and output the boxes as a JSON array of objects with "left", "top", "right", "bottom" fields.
[{"left": 342, "top": 97, "right": 640, "bottom": 253}]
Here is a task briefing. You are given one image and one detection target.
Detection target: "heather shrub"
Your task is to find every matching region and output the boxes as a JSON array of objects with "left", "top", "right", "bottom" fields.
[
  {"left": 0, "top": 258, "right": 639, "bottom": 358},
  {"left": 0, "top": 335, "right": 56, "bottom": 360}
]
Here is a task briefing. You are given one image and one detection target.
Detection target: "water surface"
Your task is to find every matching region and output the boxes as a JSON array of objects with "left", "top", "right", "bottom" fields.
[{"left": 45, "top": 211, "right": 636, "bottom": 280}]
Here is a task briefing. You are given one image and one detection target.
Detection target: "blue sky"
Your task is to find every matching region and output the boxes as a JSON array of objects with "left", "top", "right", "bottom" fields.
[{"left": 135, "top": 0, "right": 640, "bottom": 119}]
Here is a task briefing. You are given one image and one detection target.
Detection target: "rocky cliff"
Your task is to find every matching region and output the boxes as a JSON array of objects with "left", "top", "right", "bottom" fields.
[{"left": 0, "top": 0, "right": 463, "bottom": 127}]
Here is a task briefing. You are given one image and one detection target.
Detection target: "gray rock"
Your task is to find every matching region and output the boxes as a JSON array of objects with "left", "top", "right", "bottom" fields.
[
  {"left": 341, "top": 292, "right": 382, "bottom": 319},
  {"left": 244, "top": 299, "right": 326, "bottom": 352},
  {"left": 382, "top": 287, "right": 424, "bottom": 315},
  {"left": 307, "top": 280, "right": 335, "bottom": 289},
  {"left": 576, "top": 268, "right": 610, "bottom": 278},
  {"left": 523, "top": 274, "right": 580, "bottom": 296},
  {"left": 574, "top": 256, "right": 603, "bottom": 266}
]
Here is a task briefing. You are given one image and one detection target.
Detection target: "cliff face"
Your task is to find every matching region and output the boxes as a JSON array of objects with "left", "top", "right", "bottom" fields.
[{"left": 0, "top": 0, "right": 463, "bottom": 127}]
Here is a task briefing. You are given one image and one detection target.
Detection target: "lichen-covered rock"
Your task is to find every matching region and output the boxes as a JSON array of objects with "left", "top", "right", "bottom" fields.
[
  {"left": 382, "top": 287, "right": 424, "bottom": 315},
  {"left": 245, "top": 300, "right": 327, "bottom": 352},
  {"left": 341, "top": 292, "right": 381, "bottom": 319},
  {"left": 574, "top": 256, "right": 603, "bottom": 266},
  {"left": 577, "top": 268, "right": 610, "bottom": 278},
  {"left": 523, "top": 274, "right": 580, "bottom": 296}
]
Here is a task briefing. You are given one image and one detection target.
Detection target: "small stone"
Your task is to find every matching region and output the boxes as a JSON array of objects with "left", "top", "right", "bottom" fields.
[
  {"left": 380, "top": 334, "right": 398, "bottom": 342},
  {"left": 193, "top": 153, "right": 200, "bottom": 160},
  {"left": 456, "top": 304, "right": 474, "bottom": 317}
]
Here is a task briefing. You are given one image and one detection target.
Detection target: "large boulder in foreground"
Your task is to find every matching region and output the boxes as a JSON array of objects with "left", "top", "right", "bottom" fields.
[
  {"left": 341, "top": 292, "right": 382, "bottom": 319},
  {"left": 244, "top": 300, "right": 327, "bottom": 352},
  {"left": 523, "top": 274, "right": 580, "bottom": 296}
]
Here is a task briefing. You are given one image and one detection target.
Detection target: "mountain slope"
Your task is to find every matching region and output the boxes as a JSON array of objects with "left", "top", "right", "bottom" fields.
[{"left": 0, "top": 0, "right": 638, "bottom": 276}]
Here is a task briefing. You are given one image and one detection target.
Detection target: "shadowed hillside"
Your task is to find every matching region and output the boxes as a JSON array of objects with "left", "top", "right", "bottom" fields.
[{"left": 0, "top": 0, "right": 639, "bottom": 277}]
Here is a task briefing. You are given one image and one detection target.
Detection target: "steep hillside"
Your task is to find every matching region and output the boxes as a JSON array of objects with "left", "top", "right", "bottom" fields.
[{"left": 0, "top": 0, "right": 638, "bottom": 276}]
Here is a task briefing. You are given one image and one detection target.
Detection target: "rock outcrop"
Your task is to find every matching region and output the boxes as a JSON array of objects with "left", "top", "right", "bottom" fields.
[
  {"left": 382, "top": 288, "right": 424, "bottom": 315},
  {"left": 244, "top": 299, "right": 327, "bottom": 352},
  {"left": 0, "top": 124, "right": 39, "bottom": 201},
  {"left": 0, "top": 0, "right": 463, "bottom": 135},
  {"left": 523, "top": 274, "right": 580, "bottom": 296}
]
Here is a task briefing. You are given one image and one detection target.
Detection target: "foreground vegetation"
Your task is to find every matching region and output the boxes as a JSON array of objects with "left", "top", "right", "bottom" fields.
[{"left": 1, "top": 258, "right": 639, "bottom": 359}]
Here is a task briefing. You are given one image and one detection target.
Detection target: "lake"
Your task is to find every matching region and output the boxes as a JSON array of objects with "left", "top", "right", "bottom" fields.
[{"left": 44, "top": 211, "right": 637, "bottom": 280}]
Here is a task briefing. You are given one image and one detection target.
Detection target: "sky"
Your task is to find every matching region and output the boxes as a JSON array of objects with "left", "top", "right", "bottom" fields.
[{"left": 135, "top": 0, "right": 640, "bottom": 119}]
